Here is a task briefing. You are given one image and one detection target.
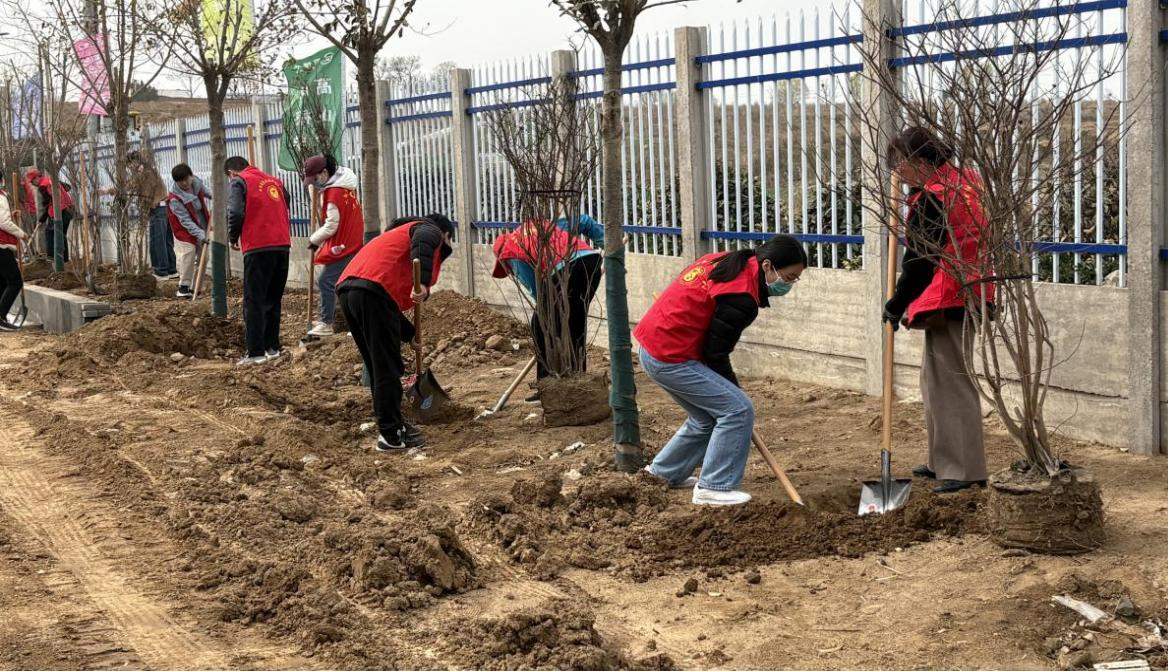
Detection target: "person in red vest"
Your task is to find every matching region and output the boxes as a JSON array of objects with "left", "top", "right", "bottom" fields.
[
  {"left": 491, "top": 213, "right": 603, "bottom": 403},
  {"left": 33, "top": 170, "right": 74, "bottom": 263},
  {"left": 301, "top": 154, "right": 363, "bottom": 337},
  {"left": 167, "top": 163, "right": 212, "bottom": 298},
  {"left": 20, "top": 169, "right": 39, "bottom": 219},
  {"left": 226, "top": 156, "right": 292, "bottom": 366},
  {"left": 337, "top": 214, "right": 453, "bottom": 451},
  {"left": 634, "top": 234, "right": 806, "bottom": 506},
  {"left": 882, "top": 126, "right": 993, "bottom": 494},
  {"left": 0, "top": 174, "right": 28, "bottom": 331}
]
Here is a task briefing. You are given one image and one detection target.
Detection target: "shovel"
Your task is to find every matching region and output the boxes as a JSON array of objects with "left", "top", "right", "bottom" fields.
[
  {"left": 406, "top": 259, "right": 450, "bottom": 423},
  {"left": 298, "top": 187, "right": 321, "bottom": 349},
  {"left": 476, "top": 356, "right": 537, "bottom": 420},
  {"left": 751, "top": 431, "right": 804, "bottom": 506},
  {"left": 859, "top": 174, "right": 912, "bottom": 516},
  {"left": 8, "top": 250, "right": 28, "bottom": 328}
]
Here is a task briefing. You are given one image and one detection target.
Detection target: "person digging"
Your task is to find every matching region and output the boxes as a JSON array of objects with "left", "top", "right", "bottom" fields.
[
  {"left": 301, "top": 154, "right": 364, "bottom": 337},
  {"left": 490, "top": 212, "right": 604, "bottom": 404},
  {"left": 336, "top": 214, "right": 454, "bottom": 452},
  {"left": 634, "top": 234, "right": 806, "bottom": 506},
  {"left": 167, "top": 163, "right": 212, "bottom": 299},
  {"left": 883, "top": 126, "right": 994, "bottom": 494},
  {"left": 0, "top": 174, "right": 28, "bottom": 331},
  {"left": 226, "top": 156, "right": 293, "bottom": 366}
]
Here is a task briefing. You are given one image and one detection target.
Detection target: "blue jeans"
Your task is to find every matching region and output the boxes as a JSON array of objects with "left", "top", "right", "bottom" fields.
[
  {"left": 639, "top": 348, "right": 754, "bottom": 491},
  {"left": 318, "top": 255, "right": 353, "bottom": 324},
  {"left": 148, "top": 206, "right": 176, "bottom": 275}
]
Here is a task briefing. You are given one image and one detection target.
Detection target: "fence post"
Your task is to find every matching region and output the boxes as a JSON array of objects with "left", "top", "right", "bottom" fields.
[
  {"left": 449, "top": 68, "right": 477, "bottom": 297},
  {"left": 859, "top": 0, "right": 900, "bottom": 398},
  {"left": 175, "top": 118, "right": 188, "bottom": 166},
  {"left": 675, "top": 26, "right": 710, "bottom": 264},
  {"left": 1125, "top": 7, "right": 1165, "bottom": 455},
  {"left": 250, "top": 99, "right": 268, "bottom": 172},
  {"left": 375, "top": 80, "right": 398, "bottom": 235}
]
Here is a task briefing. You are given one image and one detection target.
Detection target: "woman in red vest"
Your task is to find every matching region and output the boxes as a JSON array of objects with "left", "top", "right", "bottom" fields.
[
  {"left": 491, "top": 213, "right": 604, "bottom": 402},
  {"left": 634, "top": 234, "right": 806, "bottom": 506},
  {"left": 882, "top": 126, "right": 993, "bottom": 494},
  {"left": 0, "top": 175, "right": 28, "bottom": 331},
  {"left": 337, "top": 214, "right": 453, "bottom": 452},
  {"left": 167, "top": 163, "right": 211, "bottom": 298},
  {"left": 302, "top": 154, "right": 364, "bottom": 337}
]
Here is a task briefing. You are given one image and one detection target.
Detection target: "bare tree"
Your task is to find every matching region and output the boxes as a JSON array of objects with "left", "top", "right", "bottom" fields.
[
  {"left": 291, "top": 0, "right": 419, "bottom": 238},
  {"left": 376, "top": 53, "right": 421, "bottom": 85},
  {"left": 853, "top": 0, "right": 1126, "bottom": 478},
  {"left": 165, "top": 0, "right": 296, "bottom": 317},
  {"left": 281, "top": 76, "right": 338, "bottom": 170},
  {"left": 552, "top": 0, "right": 691, "bottom": 470}
]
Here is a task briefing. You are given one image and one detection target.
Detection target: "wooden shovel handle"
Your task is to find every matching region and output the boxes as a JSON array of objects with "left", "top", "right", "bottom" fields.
[
  {"left": 751, "top": 430, "right": 804, "bottom": 506},
  {"left": 493, "top": 356, "right": 537, "bottom": 412},
  {"left": 412, "top": 259, "right": 424, "bottom": 374},
  {"left": 882, "top": 174, "right": 901, "bottom": 455}
]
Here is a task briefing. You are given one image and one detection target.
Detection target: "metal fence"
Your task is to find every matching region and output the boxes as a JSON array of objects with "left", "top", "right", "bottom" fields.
[{"left": 387, "top": 79, "right": 456, "bottom": 238}]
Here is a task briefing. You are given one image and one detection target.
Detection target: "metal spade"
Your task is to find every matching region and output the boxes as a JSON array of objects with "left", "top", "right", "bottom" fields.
[{"left": 406, "top": 259, "right": 450, "bottom": 423}]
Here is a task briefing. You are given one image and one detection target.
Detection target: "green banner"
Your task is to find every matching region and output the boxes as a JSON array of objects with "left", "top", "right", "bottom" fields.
[{"left": 278, "top": 46, "right": 344, "bottom": 172}]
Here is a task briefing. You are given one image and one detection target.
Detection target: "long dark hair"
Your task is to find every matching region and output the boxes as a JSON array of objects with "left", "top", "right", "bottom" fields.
[
  {"left": 886, "top": 126, "right": 955, "bottom": 168},
  {"left": 709, "top": 234, "right": 808, "bottom": 283}
]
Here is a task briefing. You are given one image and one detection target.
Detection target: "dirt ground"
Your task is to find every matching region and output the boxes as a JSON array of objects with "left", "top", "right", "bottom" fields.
[{"left": 1, "top": 285, "right": 1167, "bottom": 671}]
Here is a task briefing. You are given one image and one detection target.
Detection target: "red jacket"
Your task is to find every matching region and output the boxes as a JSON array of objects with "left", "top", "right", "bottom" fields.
[
  {"left": 20, "top": 173, "right": 38, "bottom": 216},
  {"left": 238, "top": 167, "right": 291, "bottom": 254},
  {"left": 32, "top": 174, "right": 74, "bottom": 217},
  {"left": 314, "top": 184, "right": 364, "bottom": 266},
  {"left": 339, "top": 220, "right": 444, "bottom": 312},
  {"left": 634, "top": 253, "right": 761, "bottom": 363},
  {"left": 490, "top": 219, "right": 594, "bottom": 278},
  {"left": 167, "top": 191, "right": 210, "bottom": 245},
  {"left": 0, "top": 189, "right": 21, "bottom": 249},
  {"left": 905, "top": 164, "right": 994, "bottom": 326}
]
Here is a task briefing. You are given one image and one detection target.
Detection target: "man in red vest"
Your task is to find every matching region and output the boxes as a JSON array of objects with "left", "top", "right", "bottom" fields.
[
  {"left": 337, "top": 214, "right": 453, "bottom": 451},
  {"left": 32, "top": 170, "right": 74, "bottom": 264},
  {"left": 301, "top": 154, "right": 363, "bottom": 336},
  {"left": 167, "top": 163, "right": 211, "bottom": 298},
  {"left": 226, "top": 156, "right": 292, "bottom": 366}
]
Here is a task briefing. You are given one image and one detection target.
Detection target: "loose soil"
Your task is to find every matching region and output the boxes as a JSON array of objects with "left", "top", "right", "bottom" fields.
[
  {"left": 1, "top": 287, "right": 1167, "bottom": 670},
  {"left": 32, "top": 264, "right": 158, "bottom": 300}
]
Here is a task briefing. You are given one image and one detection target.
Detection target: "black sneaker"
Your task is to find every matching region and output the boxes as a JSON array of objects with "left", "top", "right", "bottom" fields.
[
  {"left": 375, "top": 426, "right": 426, "bottom": 452},
  {"left": 912, "top": 464, "right": 937, "bottom": 479},
  {"left": 524, "top": 391, "right": 541, "bottom": 404},
  {"left": 0, "top": 319, "right": 18, "bottom": 332},
  {"left": 933, "top": 479, "right": 987, "bottom": 494},
  {"left": 402, "top": 423, "right": 423, "bottom": 441},
  {"left": 176, "top": 286, "right": 193, "bottom": 298}
]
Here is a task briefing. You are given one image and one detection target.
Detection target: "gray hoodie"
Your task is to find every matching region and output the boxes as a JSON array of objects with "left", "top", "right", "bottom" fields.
[
  {"left": 308, "top": 166, "right": 360, "bottom": 247},
  {"left": 168, "top": 176, "right": 211, "bottom": 243}
]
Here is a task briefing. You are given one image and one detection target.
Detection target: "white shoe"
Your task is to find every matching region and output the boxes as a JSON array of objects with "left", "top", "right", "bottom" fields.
[
  {"left": 692, "top": 486, "right": 752, "bottom": 506},
  {"left": 643, "top": 466, "right": 699, "bottom": 489},
  {"left": 237, "top": 354, "right": 268, "bottom": 366},
  {"left": 307, "top": 321, "right": 334, "bottom": 337},
  {"left": 265, "top": 348, "right": 282, "bottom": 361}
]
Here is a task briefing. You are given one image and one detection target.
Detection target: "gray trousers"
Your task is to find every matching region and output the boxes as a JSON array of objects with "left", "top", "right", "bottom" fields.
[{"left": 920, "top": 317, "right": 988, "bottom": 482}]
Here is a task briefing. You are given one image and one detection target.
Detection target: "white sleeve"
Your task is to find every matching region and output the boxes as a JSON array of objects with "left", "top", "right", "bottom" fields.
[
  {"left": 0, "top": 197, "right": 25, "bottom": 239},
  {"left": 309, "top": 202, "right": 341, "bottom": 246}
]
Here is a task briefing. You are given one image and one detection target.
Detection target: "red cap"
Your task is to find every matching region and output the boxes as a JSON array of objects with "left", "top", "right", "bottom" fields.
[{"left": 301, "top": 155, "right": 327, "bottom": 187}]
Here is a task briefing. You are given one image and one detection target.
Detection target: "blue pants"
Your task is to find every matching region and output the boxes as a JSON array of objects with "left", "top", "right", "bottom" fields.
[
  {"left": 317, "top": 255, "right": 353, "bottom": 324},
  {"left": 639, "top": 348, "right": 755, "bottom": 491},
  {"left": 148, "top": 206, "right": 176, "bottom": 276}
]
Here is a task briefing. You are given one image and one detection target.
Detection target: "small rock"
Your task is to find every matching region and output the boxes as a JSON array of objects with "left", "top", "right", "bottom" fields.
[
  {"left": 359, "top": 422, "right": 376, "bottom": 434},
  {"left": 745, "top": 571, "right": 762, "bottom": 585},
  {"left": 801, "top": 393, "right": 817, "bottom": 403},
  {"left": 301, "top": 453, "right": 320, "bottom": 465},
  {"left": 485, "top": 335, "right": 508, "bottom": 351},
  {"left": 564, "top": 441, "right": 586, "bottom": 454},
  {"left": 170, "top": 352, "right": 185, "bottom": 363},
  {"left": 645, "top": 640, "right": 657, "bottom": 652},
  {"left": 1057, "top": 650, "right": 1091, "bottom": 669},
  {"left": 564, "top": 469, "right": 583, "bottom": 481},
  {"left": 683, "top": 578, "right": 699, "bottom": 594},
  {"left": 435, "top": 338, "right": 451, "bottom": 353},
  {"left": 1116, "top": 595, "right": 1137, "bottom": 619},
  {"left": 696, "top": 633, "right": 707, "bottom": 641},
  {"left": 1001, "top": 548, "right": 1030, "bottom": 557}
]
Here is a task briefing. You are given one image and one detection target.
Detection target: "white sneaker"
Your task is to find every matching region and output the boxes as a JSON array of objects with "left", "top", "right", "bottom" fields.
[
  {"left": 307, "top": 321, "right": 334, "bottom": 337},
  {"left": 692, "top": 486, "right": 752, "bottom": 507},
  {"left": 643, "top": 466, "right": 698, "bottom": 489},
  {"left": 237, "top": 354, "right": 268, "bottom": 366},
  {"left": 265, "top": 349, "right": 282, "bottom": 361}
]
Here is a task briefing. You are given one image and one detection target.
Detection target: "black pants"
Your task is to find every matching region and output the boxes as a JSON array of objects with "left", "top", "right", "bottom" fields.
[
  {"left": 340, "top": 287, "right": 414, "bottom": 438},
  {"left": 531, "top": 253, "right": 603, "bottom": 379},
  {"left": 0, "top": 248, "right": 22, "bottom": 319},
  {"left": 242, "top": 250, "right": 289, "bottom": 357},
  {"left": 43, "top": 209, "right": 72, "bottom": 263}
]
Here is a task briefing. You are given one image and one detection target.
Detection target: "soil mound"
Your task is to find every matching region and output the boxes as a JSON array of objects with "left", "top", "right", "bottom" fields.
[
  {"left": 68, "top": 302, "right": 242, "bottom": 360},
  {"left": 34, "top": 266, "right": 158, "bottom": 300},
  {"left": 422, "top": 291, "right": 531, "bottom": 368},
  {"left": 450, "top": 601, "right": 678, "bottom": 671}
]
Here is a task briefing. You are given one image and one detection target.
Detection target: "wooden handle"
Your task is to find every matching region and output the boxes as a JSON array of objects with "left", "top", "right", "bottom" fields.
[
  {"left": 494, "top": 356, "right": 537, "bottom": 412},
  {"left": 412, "top": 259, "right": 424, "bottom": 374},
  {"left": 751, "top": 430, "right": 804, "bottom": 506},
  {"left": 78, "top": 154, "right": 91, "bottom": 275},
  {"left": 246, "top": 126, "right": 256, "bottom": 165},
  {"left": 882, "top": 173, "right": 901, "bottom": 455},
  {"left": 306, "top": 186, "right": 317, "bottom": 328}
]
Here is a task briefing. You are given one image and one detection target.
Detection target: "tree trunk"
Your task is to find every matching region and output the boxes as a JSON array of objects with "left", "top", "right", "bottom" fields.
[
  {"left": 110, "top": 99, "right": 132, "bottom": 273},
  {"left": 206, "top": 81, "right": 230, "bottom": 318},
  {"left": 600, "top": 50, "right": 643, "bottom": 471},
  {"left": 355, "top": 52, "right": 382, "bottom": 237}
]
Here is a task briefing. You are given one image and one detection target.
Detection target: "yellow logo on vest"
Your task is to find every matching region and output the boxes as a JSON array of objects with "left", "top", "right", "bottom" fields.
[
  {"left": 266, "top": 185, "right": 281, "bottom": 201},
  {"left": 681, "top": 265, "right": 707, "bottom": 284}
]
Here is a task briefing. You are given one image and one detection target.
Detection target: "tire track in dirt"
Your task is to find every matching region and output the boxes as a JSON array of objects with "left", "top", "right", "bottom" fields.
[{"left": 0, "top": 420, "right": 311, "bottom": 671}]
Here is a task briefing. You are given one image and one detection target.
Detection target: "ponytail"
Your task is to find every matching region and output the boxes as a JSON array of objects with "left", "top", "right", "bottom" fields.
[
  {"left": 708, "top": 234, "right": 807, "bottom": 283},
  {"left": 709, "top": 249, "right": 757, "bottom": 283}
]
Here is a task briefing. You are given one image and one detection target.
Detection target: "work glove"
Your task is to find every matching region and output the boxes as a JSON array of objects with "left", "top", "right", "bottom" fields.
[
  {"left": 307, "top": 242, "right": 319, "bottom": 252},
  {"left": 882, "top": 304, "right": 902, "bottom": 332}
]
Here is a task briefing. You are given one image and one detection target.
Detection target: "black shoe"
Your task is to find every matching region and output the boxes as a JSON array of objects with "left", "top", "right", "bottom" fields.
[
  {"left": 402, "top": 423, "right": 423, "bottom": 441},
  {"left": 375, "top": 426, "right": 426, "bottom": 452},
  {"left": 933, "top": 479, "right": 987, "bottom": 494},
  {"left": 912, "top": 464, "right": 937, "bottom": 479},
  {"left": 176, "top": 286, "right": 193, "bottom": 298},
  {"left": 524, "top": 391, "right": 541, "bottom": 404}
]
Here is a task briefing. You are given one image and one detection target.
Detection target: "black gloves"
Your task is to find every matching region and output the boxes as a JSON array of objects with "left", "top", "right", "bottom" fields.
[{"left": 882, "top": 303, "right": 902, "bottom": 332}]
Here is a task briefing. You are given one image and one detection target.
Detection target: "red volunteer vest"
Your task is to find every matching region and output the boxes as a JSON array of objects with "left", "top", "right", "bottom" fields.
[
  {"left": 0, "top": 190, "right": 19, "bottom": 248},
  {"left": 37, "top": 176, "right": 74, "bottom": 215},
  {"left": 905, "top": 164, "right": 994, "bottom": 326},
  {"left": 634, "top": 253, "right": 761, "bottom": 363},
  {"left": 339, "top": 221, "right": 443, "bottom": 312},
  {"left": 492, "top": 219, "right": 594, "bottom": 276},
  {"left": 314, "top": 185, "right": 364, "bottom": 265},
  {"left": 20, "top": 176, "right": 37, "bottom": 216},
  {"left": 238, "top": 167, "right": 291, "bottom": 254},
  {"left": 166, "top": 191, "right": 210, "bottom": 245}
]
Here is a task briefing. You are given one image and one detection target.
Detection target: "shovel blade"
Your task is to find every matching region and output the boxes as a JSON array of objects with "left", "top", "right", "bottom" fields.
[
  {"left": 408, "top": 370, "right": 450, "bottom": 424},
  {"left": 8, "top": 305, "right": 28, "bottom": 328},
  {"left": 858, "top": 478, "right": 912, "bottom": 515}
]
